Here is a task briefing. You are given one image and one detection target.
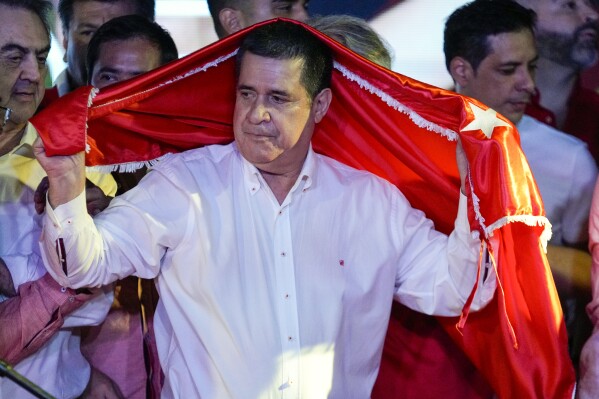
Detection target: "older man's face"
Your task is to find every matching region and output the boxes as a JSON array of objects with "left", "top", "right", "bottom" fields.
[
  {"left": 530, "top": 0, "right": 599, "bottom": 69},
  {"left": 0, "top": 5, "right": 49, "bottom": 129}
]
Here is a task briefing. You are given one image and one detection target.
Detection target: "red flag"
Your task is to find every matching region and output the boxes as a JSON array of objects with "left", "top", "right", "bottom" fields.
[{"left": 32, "top": 18, "right": 574, "bottom": 398}]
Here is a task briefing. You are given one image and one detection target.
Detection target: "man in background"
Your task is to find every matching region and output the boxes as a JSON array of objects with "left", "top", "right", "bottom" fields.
[
  {"left": 206, "top": 0, "right": 309, "bottom": 39},
  {"left": 445, "top": 0, "right": 597, "bottom": 369},
  {"left": 0, "top": 0, "right": 118, "bottom": 397},
  {"left": 78, "top": 15, "right": 178, "bottom": 398},
  {"left": 510, "top": 0, "right": 599, "bottom": 163},
  {"left": 46, "top": 0, "right": 155, "bottom": 100}
]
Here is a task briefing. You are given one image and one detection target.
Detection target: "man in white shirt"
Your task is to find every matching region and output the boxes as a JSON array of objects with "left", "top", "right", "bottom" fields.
[
  {"left": 35, "top": 20, "right": 494, "bottom": 398},
  {"left": 444, "top": 0, "right": 597, "bottom": 369}
]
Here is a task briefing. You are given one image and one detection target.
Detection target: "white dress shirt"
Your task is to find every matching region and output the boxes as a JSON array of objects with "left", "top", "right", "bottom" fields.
[
  {"left": 42, "top": 143, "right": 494, "bottom": 398},
  {"left": 518, "top": 115, "right": 598, "bottom": 245},
  {"left": 0, "top": 123, "right": 115, "bottom": 398}
]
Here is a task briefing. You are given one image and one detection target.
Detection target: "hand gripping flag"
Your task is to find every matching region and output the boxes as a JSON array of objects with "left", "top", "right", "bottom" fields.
[{"left": 32, "top": 19, "right": 575, "bottom": 399}]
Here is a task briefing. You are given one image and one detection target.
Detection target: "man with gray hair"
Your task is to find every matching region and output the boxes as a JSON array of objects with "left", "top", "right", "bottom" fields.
[{"left": 0, "top": 0, "right": 118, "bottom": 397}]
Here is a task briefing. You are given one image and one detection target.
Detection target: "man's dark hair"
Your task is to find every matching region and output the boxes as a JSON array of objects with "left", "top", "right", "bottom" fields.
[
  {"left": 236, "top": 20, "right": 333, "bottom": 100},
  {"left": 58, "top": 0, "right": 156, "bottom": 32},
  {"left": 206, "top": 0, "right": 236, "bottom": 39},
  {"left": 0, "top": 0, "right": 53, "bottom": 37},
  {"left": 86, "top": 14, "right": 178, "bottom": 78},
  {"left": 444, "top": 0, "right": 536, "bottom": 72}
]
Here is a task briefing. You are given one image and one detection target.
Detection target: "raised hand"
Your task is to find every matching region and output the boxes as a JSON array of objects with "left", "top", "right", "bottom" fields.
[{"left": 32, "top": 137, "right": 86, "bottom": 209}]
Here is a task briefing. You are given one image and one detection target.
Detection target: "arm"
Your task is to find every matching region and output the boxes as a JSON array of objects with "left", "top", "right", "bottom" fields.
[
  {"left": 561, "top": 146, "right": 598, "bottom": 246},
  {"left": 0, "top": 272, "right": 90, "bottom": 364},
  {"left": 393, "top": 140, "right": 494, "bottom": 316},
  {"left": 33, "top": 138, "right": 186, "bottom": 289}
]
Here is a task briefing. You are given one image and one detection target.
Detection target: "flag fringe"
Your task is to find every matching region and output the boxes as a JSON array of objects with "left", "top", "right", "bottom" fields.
[
  {"left": 334, "top": 62, "right": 458, "bottom": 141},
  {"left": 86, "top": 153, "right": 171, "bottom": 174}
]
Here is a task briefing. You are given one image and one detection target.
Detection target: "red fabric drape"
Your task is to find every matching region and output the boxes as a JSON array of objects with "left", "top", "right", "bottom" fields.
[{"left": 32, "top": 19, "right": 575, "bottom": 398}]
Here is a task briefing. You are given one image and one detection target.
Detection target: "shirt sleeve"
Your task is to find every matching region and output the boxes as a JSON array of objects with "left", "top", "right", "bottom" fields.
[
  {"left": 40, "top": 169, "right": 188, "bottom": 289},
  {"left": 393, "top": 192, "right": 495, "bottom": 316},
  {"left": 0, "top": 272, "right": 90, "bottom": 365},
  {"left": 562, "top": 145, "right": 598, "bottom": 245}
]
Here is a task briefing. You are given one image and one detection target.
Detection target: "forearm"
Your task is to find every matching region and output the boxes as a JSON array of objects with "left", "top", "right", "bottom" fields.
[
  {"left": 394, "top": 193, "right": 494, "bottom": 315},
  {"left": 41, "top": 191, "right": 122, "bottom": 288}
]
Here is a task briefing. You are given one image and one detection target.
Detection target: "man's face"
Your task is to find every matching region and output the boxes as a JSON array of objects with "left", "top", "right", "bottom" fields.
[
  {"left": 0, "top": 5, "right": 50, "bottom": 128},
  {"left": 529, "top": 0, "right": 599, "bottom": 69},
  {"left": 458, "top": 30, "right": 537, "bottom": 124},
  {"left": 63, "top": 0, "right": 138, "bottom": 89},
  {"left": 91, "top": 37, "right": 161, "bottom": 89},
  {"left": 240, "top": 0, "right": 309, "bottom": 28},
  {"left": 234, "top": 52, "right": 323, "bottom": 173}
]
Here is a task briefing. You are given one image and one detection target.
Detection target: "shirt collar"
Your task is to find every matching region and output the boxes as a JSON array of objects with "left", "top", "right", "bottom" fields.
[
  {"left": 9, "top": 123, "right": 37, "bottom": 158},
  {"left": 238, "top": 143, "right": 317, "bottom": 196}
]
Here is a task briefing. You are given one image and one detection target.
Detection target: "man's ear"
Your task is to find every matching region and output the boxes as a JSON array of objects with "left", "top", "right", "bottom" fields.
[
  {"left": 449, "top": 56, "right": 475, "bottom": 89},
  {"left": 219, "top": 8, "right": 244, "bottom": 36},
  {"left": 62, "top": 30, "right": 69, "bottom": 63},
  {"left": 313, "top": 88, "right": 333, "bottom": 123}
]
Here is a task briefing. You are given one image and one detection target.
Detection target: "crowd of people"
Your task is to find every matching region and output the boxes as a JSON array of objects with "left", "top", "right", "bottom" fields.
[{"left": 1, "top": 0, "right": 598, "bottom": 398}]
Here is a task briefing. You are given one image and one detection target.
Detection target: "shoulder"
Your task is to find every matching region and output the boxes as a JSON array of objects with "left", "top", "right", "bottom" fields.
[
  {"left": 314, "top": 152, "right": 401, "bottom": 198},
  {"left": 153, "top": 143, "right": 236, "bottom": 173},
  {"left": 519, "top": 115, "right": 590, "bottom": 150}
]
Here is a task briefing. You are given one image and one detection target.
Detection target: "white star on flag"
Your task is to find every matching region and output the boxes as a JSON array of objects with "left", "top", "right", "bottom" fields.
[{"left": 461, "top": 102, "right": 510, "bottom": 139}]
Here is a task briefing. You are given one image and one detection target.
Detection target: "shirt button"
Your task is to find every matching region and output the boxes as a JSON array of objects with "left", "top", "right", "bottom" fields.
[
  {"left": 284, "top": 293, "right": 289, "bottom": 299},
  {"left": 288, "top": 336, "right": 293, "bottom": 341},
  {"left": 60, "top": 287, "right": 67, "bottom": 293},
  {"left": 68, "top": 296, "right": 75, "bottom": 302},
  {"left": 281, "top": 252, "right": 286, "bottom": 257}
]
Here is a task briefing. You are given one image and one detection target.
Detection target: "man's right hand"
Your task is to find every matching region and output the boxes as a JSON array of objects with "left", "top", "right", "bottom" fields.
[{"left": 33, "top": 137, "right": 86, "bottom": 209}]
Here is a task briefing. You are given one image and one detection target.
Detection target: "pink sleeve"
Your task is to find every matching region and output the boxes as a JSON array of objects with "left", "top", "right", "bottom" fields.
[
  {"left": 588, "top": 178, "right": 599, "bottom": 327},
  {"left": 0, "top": 272, "right": 89, "bottom": 365}
]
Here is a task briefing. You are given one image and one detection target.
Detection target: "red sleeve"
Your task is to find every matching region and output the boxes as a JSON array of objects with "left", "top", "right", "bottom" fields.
[{"left": 0, "top": 272, "right": 90, "bottom": 365}]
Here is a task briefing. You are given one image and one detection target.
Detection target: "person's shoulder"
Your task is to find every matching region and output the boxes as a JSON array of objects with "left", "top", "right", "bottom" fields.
[
  {"left": 153, "top": 143, "right": 235, "bottom": 171},
  {"left": 315, "top": 153, "right": 397, "bottom": 193},
  {"left": 519, "top": 115, "right": 589, "bottom": 149}
]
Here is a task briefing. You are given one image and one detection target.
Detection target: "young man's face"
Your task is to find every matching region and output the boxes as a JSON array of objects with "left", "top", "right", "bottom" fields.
[
  {"left": 91, "top": 37, "right": 162, "bottom": 89},
  {"left": 457, "top": 29, "right": 538, "bottom": 124},
  {"left": 0, "top": 5, "right": 50, "bottom": 128},
  {"left": 529, "top": 0, "right": 599, "bottom": 69},
  {"left": 62, "top": 0, "right": 139, "bottom": 89},
  {"left": 233, "top": 52, "right": 329, "bottom": 174}
]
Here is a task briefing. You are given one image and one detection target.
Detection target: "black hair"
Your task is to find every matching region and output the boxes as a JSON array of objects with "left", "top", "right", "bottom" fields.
[
  {"left": 86, "top": 14, "right": 178, "bottom": 78},
  {"left": 236, "top": 20, "right": 333, "bottom": 100},
  {"left": 444, "top": 0, "right": 536, "bottom": 72},
  {"left": 58, "top": 0, "right": 155, "bottom": 32},
  {"left": 0, "top": 0, "right": 53, "bottom": 37}
]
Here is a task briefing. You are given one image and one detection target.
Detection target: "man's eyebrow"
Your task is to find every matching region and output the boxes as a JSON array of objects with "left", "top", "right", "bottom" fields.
[
  {"left": 0, "top": 43, "right": 29, "bottom": 54},
  {"left": 0, "top": 43, "right": 51, "bottom": 55},
  {"left": 75, "top": 22, "right": 100, "bottom": 30},
  {"left": 96, "top": 66, "right": 119, "bottom": 74}
]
